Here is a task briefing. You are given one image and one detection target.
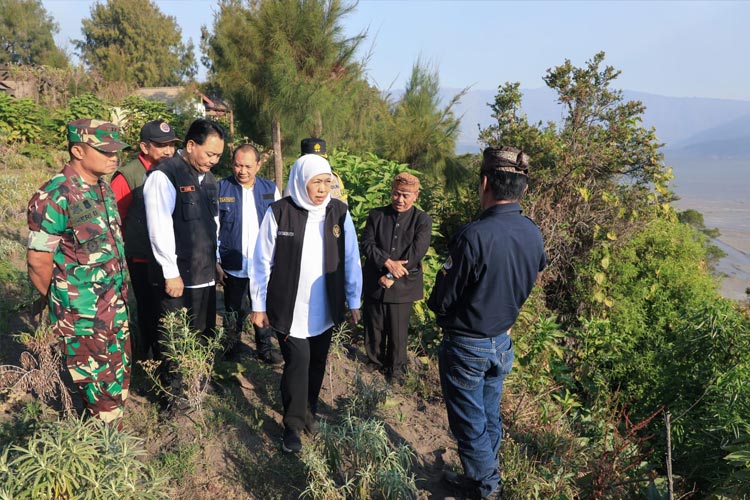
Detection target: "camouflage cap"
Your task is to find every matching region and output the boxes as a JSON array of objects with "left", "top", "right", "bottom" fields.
[{"left": 67, "top": 119, "right": 130, "bottom": 153}]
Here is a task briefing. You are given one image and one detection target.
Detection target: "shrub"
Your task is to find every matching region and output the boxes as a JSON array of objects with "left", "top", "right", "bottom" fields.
[
  {"left": 0, "top": 416, "right": 169, "bottom": 499},
  {"left": 140, "top": 309, "right": 225, "bottom": 415},
  {"left": 301, "top": 413, "right": 417, "bottom": 500}
]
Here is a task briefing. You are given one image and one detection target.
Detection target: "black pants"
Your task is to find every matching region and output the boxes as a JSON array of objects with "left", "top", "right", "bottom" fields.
[
  {"left": 127, "top": 260, "right": 162, "bottom": 362},
  {"left": 364, "top": 301, "right": 412, "bottom": 375},
  {"left": 277, "top": 328, "right": 332, "bottom": 431},
  {"left": 223, "top": 273, "right": 275, "bottom": 353},
  {"left": 160, "top": 285, "right": 217, "bottom": 338}
]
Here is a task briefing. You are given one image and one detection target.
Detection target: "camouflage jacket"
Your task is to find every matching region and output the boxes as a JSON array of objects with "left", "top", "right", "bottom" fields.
[{"left": 27, "top": 164, "right": 129, "bottom": 337}]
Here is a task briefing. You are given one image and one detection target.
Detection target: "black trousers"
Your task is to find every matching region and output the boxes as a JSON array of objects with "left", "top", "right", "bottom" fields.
[
  {"left": 364, "top": 300, "right": 412, "bottom": 375},
  {"left": 223, "top": 273, "right": 275, "bottom": 353},
  {"left": 127, "top": 260, "right": 162, "bottom": 362},
  {"left": 276, "top": 328, "right": 332, "bottom": 431},
  {"left": 160, "top": 285, "right": 217, "bottom": 338}
]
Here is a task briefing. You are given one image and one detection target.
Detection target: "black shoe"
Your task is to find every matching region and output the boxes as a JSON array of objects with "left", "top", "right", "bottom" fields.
[
  {"left": 363, "top": 362, "right": 383, "bottom": 374},
  {"left": 259, "top": 349, "right": 283, "bottom": 365},
  {"left": 390, "top": 370, "right": 406, "bottom": 387},
  {"left": 282, "top": 427, "right": 302, "bottom": 453},
  {"left": 304, "top": 412, "right": 320, "bottom": 435},
  {"left": 442, "top": 471, "right": 501, "bottom": 500}
]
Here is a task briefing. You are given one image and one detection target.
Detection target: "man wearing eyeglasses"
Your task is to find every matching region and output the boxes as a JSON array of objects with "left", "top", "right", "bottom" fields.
[
  {"left": 216, "top": 144, "right": 282, "bottom": 363},
  {"left": 143, "top": 118, "right": 225, "bottom": 338},
  {"left": 361, "top": 172, "right": 432, "bottom": 385}
]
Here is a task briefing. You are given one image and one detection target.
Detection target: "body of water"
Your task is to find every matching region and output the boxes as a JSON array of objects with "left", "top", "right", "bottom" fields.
[{"left": 668, "top": 155, "right": 750, "bottom": 301}]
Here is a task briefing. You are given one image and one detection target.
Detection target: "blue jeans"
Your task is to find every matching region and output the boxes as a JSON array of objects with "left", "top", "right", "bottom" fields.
[{"left": 439, "top": 332, "right": 514, "bottom": 498}]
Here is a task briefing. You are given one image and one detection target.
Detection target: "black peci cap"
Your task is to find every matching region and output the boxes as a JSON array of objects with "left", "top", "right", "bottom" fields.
[{"left": 300, "top": 137, "right": 327, "bottom": 158}]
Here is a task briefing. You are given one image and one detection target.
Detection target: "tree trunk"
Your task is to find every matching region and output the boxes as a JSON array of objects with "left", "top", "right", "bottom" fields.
[
  {"left": 272, "top": 117, "right": 284, "bottom": 190},
  {"left": 313, "top": 109, "right": 323, "bottom": 138}
]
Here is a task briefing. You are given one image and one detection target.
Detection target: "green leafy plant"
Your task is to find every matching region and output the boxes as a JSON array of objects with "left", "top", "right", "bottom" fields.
[
  {"left": 0, "top": 416, "right": 169, "bottom": 499},
  {"left": 140, "top": 309, "right": 225, "bottom": 416},
  {"left": 301, "top": 413, "right": 417, "bottom": 500}
]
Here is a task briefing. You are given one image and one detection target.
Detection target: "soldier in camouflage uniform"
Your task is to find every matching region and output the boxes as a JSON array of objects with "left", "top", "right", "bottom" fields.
[{"left": 26, "top": 119, "right": 131, "bottom": 424}]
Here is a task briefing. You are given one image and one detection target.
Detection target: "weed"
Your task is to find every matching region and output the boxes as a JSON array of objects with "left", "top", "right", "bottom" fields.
[
  {"left": 0, "top": 416, "right": 170, "bottom": 499},
  {"left": 344, "top": 368, "right": 388, "bottom": 417},
  {"left": 140, "top": 309, "right": 225, "bottom": 416},
  {"left": 154, "top": 442, "right": 200, "bottom": 482},
  {"left": 0, "top": 321, "right": 72, "bottom": 413},
  {"left": 301, "top": 412, "right": 418, "bottom": 499}
]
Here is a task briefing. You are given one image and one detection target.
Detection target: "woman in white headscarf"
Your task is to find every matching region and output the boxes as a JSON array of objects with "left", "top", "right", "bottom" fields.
[{"left": 250, "top": 154, "right": 362, "bottom": 453}]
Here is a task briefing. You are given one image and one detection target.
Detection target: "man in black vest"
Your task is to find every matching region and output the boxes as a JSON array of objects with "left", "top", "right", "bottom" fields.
[
  {"left": 361, "top": 172, "right": 432, "bottom": 384},
  {"left": 429, "top": 146, "right": 546, "bottom": 500},
  {"left": 143, "top": 119, "right": 224, "bottom": 338},
  {"left": 112, "top": 120, "right": 179, "bottom": 362}
]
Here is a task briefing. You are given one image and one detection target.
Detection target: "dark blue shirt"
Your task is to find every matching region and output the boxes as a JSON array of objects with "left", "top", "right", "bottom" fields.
[{"left": 427, "top": 203, "right": 546, "bottom": 338}]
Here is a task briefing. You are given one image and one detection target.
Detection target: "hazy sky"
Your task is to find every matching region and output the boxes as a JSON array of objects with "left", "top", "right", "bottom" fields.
[{"left": 43, "top": 0, "right": 750, "bottom": 101}]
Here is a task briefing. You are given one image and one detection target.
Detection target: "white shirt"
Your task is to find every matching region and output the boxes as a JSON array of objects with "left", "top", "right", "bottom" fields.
[
  {"left": 220, "top": 183, "right": 280, "bottom": 279},
  {"left": 250, "top": 206, "right": 362, "bottom": 339},
  {"left": 143, "top": 169, "right": 219, "bottom": 288}
]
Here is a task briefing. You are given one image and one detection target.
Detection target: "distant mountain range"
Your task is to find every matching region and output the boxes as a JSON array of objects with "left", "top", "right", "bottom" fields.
[{"left": 444, "top": 87, "right": 750, "bottom": 158}]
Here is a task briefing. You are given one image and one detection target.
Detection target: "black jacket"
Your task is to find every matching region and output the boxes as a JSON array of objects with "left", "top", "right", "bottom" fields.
[
  {"left": 361, "top": 205, "right": 432, "bottom": 303},
  {"left": 428, "top": 203, "right": 546, "bottom": 338}
]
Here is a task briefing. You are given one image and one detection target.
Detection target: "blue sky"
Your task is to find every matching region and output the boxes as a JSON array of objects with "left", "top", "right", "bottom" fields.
[{"left": 44, "top": 0, "right": 750, "bottom": 100}]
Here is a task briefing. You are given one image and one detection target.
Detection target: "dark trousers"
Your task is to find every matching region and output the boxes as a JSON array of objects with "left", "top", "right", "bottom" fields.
[
  {"left": 127, "top": 260, "right": 162, "bottom": 362},
  {"left": 277, "top": 328, "right": 332, "bottom": 431},
  {"left": 160, "top": 285, "right": 217, "bottom": 338},
  {"left": 223, "top": 273, "right": 275, "bottom": 354},
  {"left": 364, "top": 300, "right": 411, "bottom": 375}
]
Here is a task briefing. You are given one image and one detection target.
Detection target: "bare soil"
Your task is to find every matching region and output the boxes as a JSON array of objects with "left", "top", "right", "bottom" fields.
[{"left": 1, "top": 307, "right": 464, "bottom": 499}]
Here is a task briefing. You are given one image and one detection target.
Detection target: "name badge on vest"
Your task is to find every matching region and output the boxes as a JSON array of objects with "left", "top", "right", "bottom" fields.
[
  {"left": 332, "top": 224, "right": 341, "bottom": 238},
  {"left": 180, "top": 185, "right": 196, "bottom": 193},
  {"left": 278, "top": 231, "right": 294, "bottom": 237},
  {"left": 262, "top": 193, "right": 275, "bottom": 200},
  {"left": 219, "top": 196, "right": 235, "bottom": 203}
]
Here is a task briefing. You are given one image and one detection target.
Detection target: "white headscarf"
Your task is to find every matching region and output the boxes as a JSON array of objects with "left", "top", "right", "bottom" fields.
[{"left": 287, "top": 154, "right": 333, "bottom": 214}]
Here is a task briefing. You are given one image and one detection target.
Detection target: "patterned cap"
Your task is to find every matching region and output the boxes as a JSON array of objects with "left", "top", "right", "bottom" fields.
[
  {"left": 482, "top": 146, "right": 529, "bottom": 176},
  {"left": 67, "top": 119, "right": 130, "bottom": 153},
  {"left": 392, "top": 172, "right": 420, "bottom": 192},
  {"left": 300, "top": 137, "right": 327, "bottom": 158}
]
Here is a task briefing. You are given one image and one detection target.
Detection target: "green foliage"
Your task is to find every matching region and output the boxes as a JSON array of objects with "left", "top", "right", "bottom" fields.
[
  {"left": 0, "top": 94, "right": 48, "bottom": 144},
  {"left": 301, "top": 413, "right": 418, "bottom": 499},
  {"left": 153, "top": 442, "right": 200, "bottom": 482},
  {"left": 76, "top": 0, "right": 196, "bottom": 86},
  {"left": 479, "top": 52, "right": 672, "bottom": 315},
  {"left": 574, "top": 217, "right": 750, "bottom": 490},
  {"left": 0, "top": 416, "right": 169, "bottom": 499},
  {"left": 140, "top": 309, "right": 225, "bottom": 415},
  {"left": 375, "top": 60, "right": 465, "bottom": 180},
  {"left": 116, "top": 95, "right": 178, "bottom": 149},
  {"left": 0, "top": 0, "right": 68, "bottom": 67},
  {"left": 204, "top": 0, "right": 380, "bottom": 177}
]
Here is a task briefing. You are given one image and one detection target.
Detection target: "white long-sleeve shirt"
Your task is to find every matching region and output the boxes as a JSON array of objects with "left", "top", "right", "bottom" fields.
[
  {"left": 250, "top": 206, "right": 362, "bottom": 339},
  {"left": 143, "top": 170, "right": 219, "bottom": 288},
  {"left": 219, "top": 183, "right": 280, "bottom": 279}
]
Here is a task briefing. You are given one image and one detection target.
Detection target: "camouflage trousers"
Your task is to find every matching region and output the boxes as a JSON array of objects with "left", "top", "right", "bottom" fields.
[{"left": 62, "top": 320, "right": 131, "bottom": 424}]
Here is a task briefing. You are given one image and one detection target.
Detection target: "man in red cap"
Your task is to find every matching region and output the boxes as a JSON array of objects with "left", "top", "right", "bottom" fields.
[{"left": 111, "top": 119, "right": 180, "bottom": 363}]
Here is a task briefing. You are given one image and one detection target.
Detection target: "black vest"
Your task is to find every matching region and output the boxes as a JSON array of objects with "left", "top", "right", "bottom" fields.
[
  {"left": 266, "top": 197, "right": 348, "bottom": 335},
  {"left": 150, "top": 155, "right": 218, "bottom": 286},
  {"left": 113, "top": 157, "right": 152, "bottom": 260}
]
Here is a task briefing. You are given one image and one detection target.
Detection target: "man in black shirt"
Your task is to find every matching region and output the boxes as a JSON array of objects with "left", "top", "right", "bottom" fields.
[
  {"left": 428, "top": 146, "right": 546, "bottom": 500},
  {"left": 361, "top": 172, "right": 432, "bottom": 384}
]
